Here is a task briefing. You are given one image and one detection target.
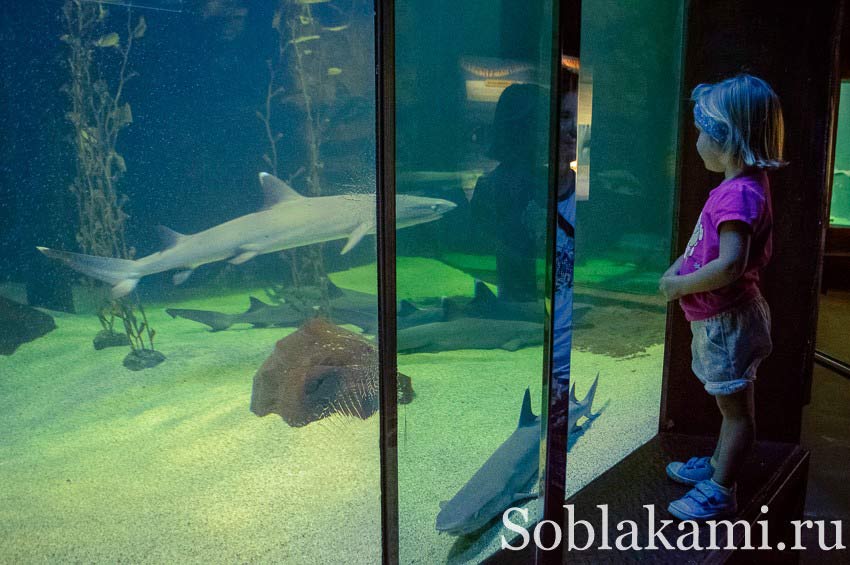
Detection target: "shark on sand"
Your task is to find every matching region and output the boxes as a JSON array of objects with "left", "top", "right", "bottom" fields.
[
  {"left": 435, "top": 375, "right": 600, "bottom": 536},
  {"left": 165, "top": 281, "right": 445, "bottom": 333},
  {"left": 37, "top": 173, "right": 456, "bottom": 298},
  {"left": 396, "top": 317, "right": 544, "bottom": 353}
]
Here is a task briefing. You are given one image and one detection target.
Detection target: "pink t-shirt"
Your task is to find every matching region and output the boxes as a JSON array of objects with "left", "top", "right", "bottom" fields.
[{"left": 678, "top": 171, "right": 773, "bottom": 321}]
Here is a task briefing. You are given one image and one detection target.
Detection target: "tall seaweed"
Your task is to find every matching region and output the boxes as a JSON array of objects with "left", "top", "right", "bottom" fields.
[
  {"left": 61, "top": 0, "right": 160, "bottom": 365},
  {"left": 259, "top": 0, "right": 344, "bottom": 310}
]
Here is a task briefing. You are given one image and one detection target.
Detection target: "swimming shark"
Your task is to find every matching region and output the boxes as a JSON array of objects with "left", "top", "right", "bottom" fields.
[
  {"left": 37, "top": 173, "right": 456, "bottom": 298},
  {"left": 435, "top": 374, "right": 599, "bottom": 536}
]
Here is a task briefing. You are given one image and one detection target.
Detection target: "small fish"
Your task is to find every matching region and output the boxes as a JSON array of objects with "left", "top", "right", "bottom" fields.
[
  {"left": 322, "top": 24, "right": 350, "bottom": 32},
  {"left": 327, "top": 67, "right": 342, "bottom": 76},
  {"left": 133, "top": 15, "right": 147, "bottom": 39},
  {"left": 95, "top": 32, "right": 120, "bottom": 48},
  {"left": 289, "top": 35, "right": 320, "bottom": 45}
]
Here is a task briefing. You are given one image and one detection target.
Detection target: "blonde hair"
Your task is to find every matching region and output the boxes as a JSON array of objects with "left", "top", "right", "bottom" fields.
[{"left": 692, "top": 74, "right": 787, "bottom": 170}]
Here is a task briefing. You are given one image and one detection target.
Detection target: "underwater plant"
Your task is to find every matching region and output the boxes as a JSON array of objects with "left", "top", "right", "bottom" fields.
[
  {"left": 258, "top": 0, "right": 349, "bottom": 310},
  {"left": 61, "top": 0, "right": 162, "bottom": 368}
]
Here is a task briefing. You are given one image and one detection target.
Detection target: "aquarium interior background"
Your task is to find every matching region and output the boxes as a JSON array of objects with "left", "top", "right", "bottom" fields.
[
  {"left": 830, "top": 81, "right": 850, "bottom": 228},
  {"left": 2, "top": 0, "right": 680, "bottom": 563}
]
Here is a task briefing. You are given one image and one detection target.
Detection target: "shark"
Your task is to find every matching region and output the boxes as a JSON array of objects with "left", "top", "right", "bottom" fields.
[
  {"left": 435, "top": 374, "right": 599, "bottom": 536},
  {"left": 37, "top": 172, "right": 457, "bottom": 298},
  {"left": 396, "top": 318, "right": 544, "bottom": 353},
  {"left": 166, "top": 281, "right": 444, "bottom": 333},
  {"left": 166, "top": 297, "right": 307, "bottom": 332},
  {"left": 442, "top": 280, "right": 592, "bottom": 325}
]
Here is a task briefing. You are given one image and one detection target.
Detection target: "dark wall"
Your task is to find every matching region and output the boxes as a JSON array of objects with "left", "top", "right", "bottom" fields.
[
  {"left": 843, "top": 4, "right": 850, "bottom": 79},
  {"left": 661, "top": 0, "right": 844, "bottom": 442}
]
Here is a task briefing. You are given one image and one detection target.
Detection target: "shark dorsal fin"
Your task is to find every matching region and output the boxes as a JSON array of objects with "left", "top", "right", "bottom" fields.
[
  {"left": 325, "top": 279, "right": 344, "bottom": 299},
  {"left": 569, "top": 382, "right": 578, "bottom": 404},
  {"left": 156, "top": 225, "right": 186, "bottom": 249},
  {"left": 471, "top": 280, "right": 498, "bottom": 306},
  {"left": 259, "top": 172, "right": 305, "bottom": 208},
  {"left": 441, "top": 297, "right": 462, "bottom": 320},
  {"left": 517, "top": 388, "right": 536, "bottom": 428},
  {"left": 247, "top": 297, "right": 268, "bottom": 312},
  {"left": 399, "top": 300, "right": 419, "bottom": 317}
]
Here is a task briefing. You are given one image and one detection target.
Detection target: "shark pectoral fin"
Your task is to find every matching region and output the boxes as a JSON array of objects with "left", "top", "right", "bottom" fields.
[
  {"left": 112, "top": 279, "right": 140, "bottom": 298},
  {"left": 173, "top": 269, "right": 195, "bottom": 285},
  {"left": 341, "top": 222, "right": 373, "bottom": 255},
  {"left": 229, "top": 251, "right": 258, "bottom": 265}
]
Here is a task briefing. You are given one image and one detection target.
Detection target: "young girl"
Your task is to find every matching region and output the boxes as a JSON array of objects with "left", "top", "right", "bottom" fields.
[{"left": 659, "top": 73, "right": 785, "bottom": 520}]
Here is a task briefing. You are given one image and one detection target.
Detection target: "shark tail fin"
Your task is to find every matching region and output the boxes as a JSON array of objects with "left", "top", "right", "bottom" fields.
[
  {"left": 37, "top": 246, "right": 140, "bottom": 298},
  {"left": 581, "top": 373, "right": 600, "bottom": 411}
]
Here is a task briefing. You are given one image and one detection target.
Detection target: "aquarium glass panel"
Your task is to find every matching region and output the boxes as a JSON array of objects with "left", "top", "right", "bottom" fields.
[
  {"left": 1, "top": 1, "right": 382, "bottom": 562},
  {"left": 830, "top": 81, "right": 850, "bottom": 228},
  {"left": 564, "top": 0, "right": 684, "bottom": 497},
  {"left": 393, "top": 0, "right": 557, "bottom": 561}
]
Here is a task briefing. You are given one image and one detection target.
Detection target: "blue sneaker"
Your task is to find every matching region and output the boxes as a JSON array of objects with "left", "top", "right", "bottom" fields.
[
  {"left": 668, "top": 479, "right": 737, "bottom": 521},
  {"left": 666, "top": 456, "right": 714, "bottom": 486}
]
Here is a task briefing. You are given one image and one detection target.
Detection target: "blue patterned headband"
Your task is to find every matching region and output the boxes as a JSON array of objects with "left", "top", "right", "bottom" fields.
[{"left": 693, "top": 103, "right": 728, "bottom": 145}]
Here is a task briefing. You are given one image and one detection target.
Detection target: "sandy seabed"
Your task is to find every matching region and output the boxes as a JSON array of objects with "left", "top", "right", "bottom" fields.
[{"left": 0, "top": 259, "right": 663, "bottom": 564}]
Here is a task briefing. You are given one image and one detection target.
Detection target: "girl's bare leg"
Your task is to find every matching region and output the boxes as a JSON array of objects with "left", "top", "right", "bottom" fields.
[{"left": 712, "top": 386, "right": 755, "bottom": 487}]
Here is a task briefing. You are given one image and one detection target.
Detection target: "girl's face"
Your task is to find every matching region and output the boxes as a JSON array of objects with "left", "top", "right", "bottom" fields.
[{"left": 695, "top": 127, "right": 726, "bottom": 172}]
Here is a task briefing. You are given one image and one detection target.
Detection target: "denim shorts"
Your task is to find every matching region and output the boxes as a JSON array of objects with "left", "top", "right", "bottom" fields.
[{"left": 690, "top": 295, "right": 773, "bottom": 396}]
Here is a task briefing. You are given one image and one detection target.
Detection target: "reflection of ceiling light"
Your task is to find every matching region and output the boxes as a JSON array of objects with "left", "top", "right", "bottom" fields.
[
  {"left": 561, "top": 55, "right": 580, "bottom": 72},
  {"left": 570, "top": 160, "right": 578, "bottom": 172}
]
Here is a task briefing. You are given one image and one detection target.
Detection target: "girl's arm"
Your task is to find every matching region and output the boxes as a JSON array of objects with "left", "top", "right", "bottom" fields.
[
  {"left": 659, "top": 221, "right": 751, "bottom": 301},
  {"left": 663, "top": 254, "right": 685, "bottom": 278}
]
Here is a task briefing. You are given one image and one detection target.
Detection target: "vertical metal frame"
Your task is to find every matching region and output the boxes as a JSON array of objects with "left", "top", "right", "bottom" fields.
[
  {"left": 375, "top": 0, "right": 399, "bottom": 563},
  {"left": 539, "top": 0, "right": 580, "bottom": 562}
]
